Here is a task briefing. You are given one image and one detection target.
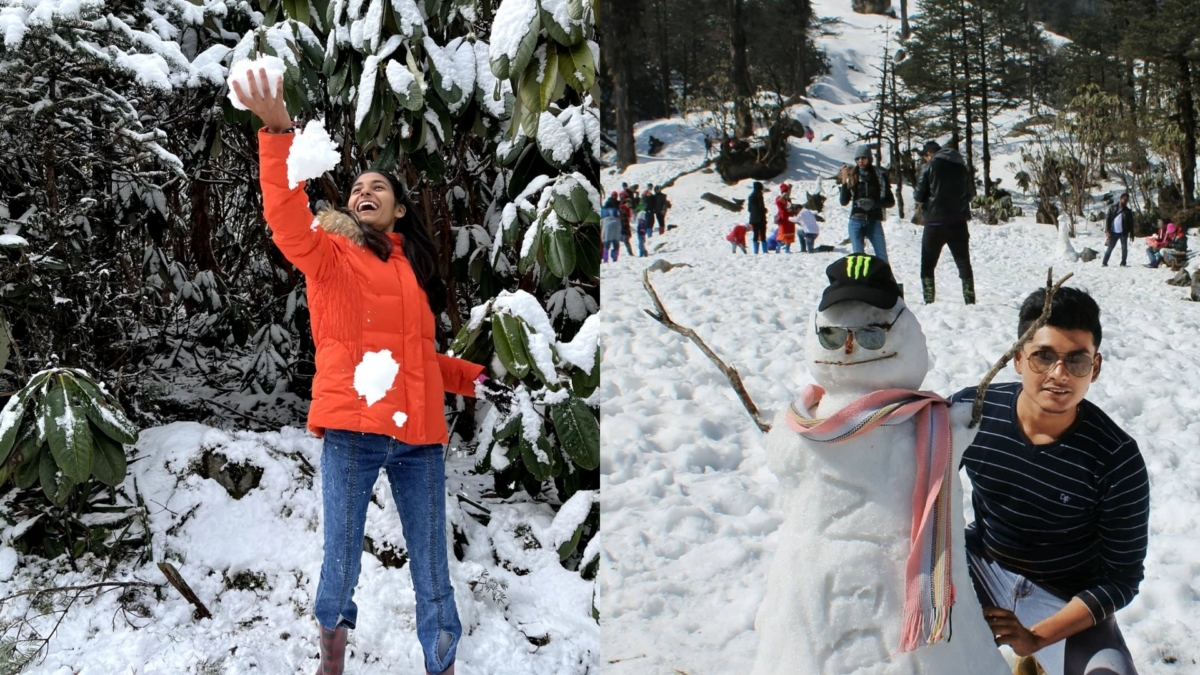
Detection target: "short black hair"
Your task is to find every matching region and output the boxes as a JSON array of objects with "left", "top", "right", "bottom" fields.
[{"left": 1017, "top": 286, "right": 1102, "bottom": 349}]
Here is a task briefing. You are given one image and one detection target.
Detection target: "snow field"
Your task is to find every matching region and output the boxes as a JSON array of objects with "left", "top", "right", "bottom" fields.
[{"left": 598, "top": 0, "right": 1200, "bottom": 670}]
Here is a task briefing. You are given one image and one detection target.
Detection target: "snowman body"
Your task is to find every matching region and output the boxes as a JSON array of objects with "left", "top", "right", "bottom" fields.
[{"left": 752, "top": 299, "right": 1009, "bottom": 675}]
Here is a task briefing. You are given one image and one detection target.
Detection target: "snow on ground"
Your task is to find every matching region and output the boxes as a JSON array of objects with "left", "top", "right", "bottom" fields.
[
  {"left": 598, "top": 1, "right": 1200, "bottom": 673},
  {"left": 1, "top": 424, "right": 597, "bottom": 674}
]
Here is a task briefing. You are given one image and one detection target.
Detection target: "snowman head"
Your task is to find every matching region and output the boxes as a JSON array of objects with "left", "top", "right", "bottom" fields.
[{"left": 806, "top": 255, "right": 929, "bottom": 393}]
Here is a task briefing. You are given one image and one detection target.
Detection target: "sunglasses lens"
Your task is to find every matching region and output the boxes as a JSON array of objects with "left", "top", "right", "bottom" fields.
[
  {"left": 855, "top": 328, "right": 886, "bottom": 350},
  {"left": 1029, "top": 353, "right": 1057, "bottom": 373},
  {"left": 1065, "top": 356, "right": 1093, "bottom": 377},
  {"left": 817, "top": 327, "right": 846, "bottom": 350}
]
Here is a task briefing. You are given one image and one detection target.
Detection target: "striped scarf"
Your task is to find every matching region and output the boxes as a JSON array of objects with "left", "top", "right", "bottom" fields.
[{"left": 785, "top": 384, "right": 956, "bottom": 652}]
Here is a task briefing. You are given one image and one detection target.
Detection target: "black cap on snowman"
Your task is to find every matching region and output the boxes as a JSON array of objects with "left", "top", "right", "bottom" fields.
[{"left": 819, "top": 254, "right": 901, "bottom": 311}]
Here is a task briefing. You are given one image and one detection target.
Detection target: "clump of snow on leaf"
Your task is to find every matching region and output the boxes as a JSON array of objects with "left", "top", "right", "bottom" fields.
[
  {"left": 287, "top": 120, "right": 340, "bottom": 190},
  {"left": 537, "top": 111, "right": 577, "bottom": 165},
  {"left": 489, "top": 0, "right": 537, "bottom": 64},
  {"left": 355, "top": 36, "right": 402, "bottom": 129},
  {"left": 494, "top": 290, "right": 558, "bottom": 382},
  {"left": 542, "top": 490, "right": 596, "bottom": 551},
  {"left": 555, "top": 314, "right": 599, "bottom": 373},
  {"left": 226, "top": 56, "right": 285, "bottom": 110},
  {"left": 354, "top": 349, "right": 400, "bottom": 406}
]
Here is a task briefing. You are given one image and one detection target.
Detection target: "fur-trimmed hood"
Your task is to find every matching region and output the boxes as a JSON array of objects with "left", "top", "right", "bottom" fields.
[{"left": 315, "top": 208, "right": 366, "bottom": 246}]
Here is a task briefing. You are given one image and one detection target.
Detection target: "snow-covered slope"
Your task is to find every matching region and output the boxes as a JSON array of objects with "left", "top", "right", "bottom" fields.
[{"left": 598, "top": 1, "right": 1200, "bottom": 673}]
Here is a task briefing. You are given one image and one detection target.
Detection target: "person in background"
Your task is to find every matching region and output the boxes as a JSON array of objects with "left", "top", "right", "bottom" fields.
[
  {"left": 775, "top": 183, "right": 799, "bottom": 254},
  {"left": 726, "top": 223, "right": 749, "bottom": 254},
  {"left": 914, "top": 140, "right": 976, "bottom": 304},
  {"left": 839, "top": 145, "right": 894, "bottom": 263},
  {"left": 641, "top": 187, "right": 655, "bottom": 239},
  {"left": 805, "top": 125, "right": 815, "bottom": 143},
  {"left": 797, "top": 203, "right": 819, "bottom": 253},
  {"left": 635, "top": 200, "right": 653, "bottom": 257},
  {"left": 1145, "top": 219, "right": 1182, "bottom": 268},
  {"left": 653, "top": 185, "right": 672, "bottom": 234},
  {"left": 618, "top": 189, "right": 634, "bottom": 256},
  {"left": 951, "top": 287, "right": 1146, "bottom": 675},
  {"left": 1102, "top": 192, "right": 1134, "bottom": 267},
  {"left": 748, "top": 181, "right": 768, "bottom": 254},
  {"left": 601, "top": 192, "right": 622, "bottom": 263}
]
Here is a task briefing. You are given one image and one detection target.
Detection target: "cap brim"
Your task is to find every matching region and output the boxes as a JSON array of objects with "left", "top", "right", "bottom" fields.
[{"left": 818, "top": 286, "right": 899, "bottom": 311}]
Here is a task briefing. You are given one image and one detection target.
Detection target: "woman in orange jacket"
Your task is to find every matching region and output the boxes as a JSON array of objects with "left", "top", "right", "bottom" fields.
[{"left": 235, "top": 69, "right": 491, "bottom": 675}]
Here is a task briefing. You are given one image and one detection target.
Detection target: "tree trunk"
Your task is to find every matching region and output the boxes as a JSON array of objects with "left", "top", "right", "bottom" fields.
[
  {"left": 958, "top": 0, "right": 975, "bottom": 184},
  {"left": 729, "top": 0, "right": 754, "bottom": 138},
  {"left": 1177, "top": 54, "right": 1196, "bottom": 206},
  {"left": 978, "top": 6, "right": 991, "bottom": 195},
  {"left": 600, "top": 0, "right": 637, "bottom": 169},
  {"left": 900, "top": 0, "right": 910, "bottom": 40},
  {"left": 949, "top": 59, "right": 960, "bottom": 147},
  {"left": 654, "top": 0, "right": 671, "bottom": 118}
]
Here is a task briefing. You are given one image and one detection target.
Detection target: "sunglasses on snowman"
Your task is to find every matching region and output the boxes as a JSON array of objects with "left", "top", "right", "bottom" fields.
[{"left": 814, "top": 306, "right": 906, "bottom": 351}]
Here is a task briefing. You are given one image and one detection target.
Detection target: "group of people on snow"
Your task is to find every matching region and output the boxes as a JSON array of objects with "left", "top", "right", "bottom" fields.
[
  {"left": 600, "top": 182, "right": 672, "bottom": 262},
  {"left": 1105, "top": 193, "right": 1189, "bottom": 269}
]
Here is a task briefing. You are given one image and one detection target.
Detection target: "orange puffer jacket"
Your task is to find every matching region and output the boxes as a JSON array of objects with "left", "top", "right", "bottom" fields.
[{"left": 259, "top": 130, "right": 483, "bottom": 443}]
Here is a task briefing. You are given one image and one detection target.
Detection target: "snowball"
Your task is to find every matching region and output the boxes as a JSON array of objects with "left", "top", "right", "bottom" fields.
[
  {"left": 287, "top": 120, "right": 340, "bottom": 190},
  {"left": 393, "top": 412, "right": 408, "bottom": 428},
  {"left": 353, "top": 349, "right": 400, "bottom": 406},
  {"left": 226, "top": 56, "right": 285, "bottom": 111}
]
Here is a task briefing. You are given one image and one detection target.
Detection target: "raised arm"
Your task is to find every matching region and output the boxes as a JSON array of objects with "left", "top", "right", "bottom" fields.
[{"left": 233, "top": 68, "right": 334, "bottom": 281}]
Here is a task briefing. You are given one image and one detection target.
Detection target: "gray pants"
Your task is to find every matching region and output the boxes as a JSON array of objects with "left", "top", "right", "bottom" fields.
[{"left": 967, "top": 542, "right": 1138, "bottom": 675}]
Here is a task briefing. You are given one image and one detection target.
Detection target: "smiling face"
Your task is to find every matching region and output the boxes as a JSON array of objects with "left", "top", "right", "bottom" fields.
[
  {"left": 348, "top": 172, "right": 406, "bottom": 232},
  {"left": 805, "top": 299, "right": 928, "bottom": 394},
  {"left": 1014, "top": 325, "right": 1100, "bottom": 415}
]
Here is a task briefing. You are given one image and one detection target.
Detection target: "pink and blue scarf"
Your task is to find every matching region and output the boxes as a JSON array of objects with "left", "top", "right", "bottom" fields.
[{"left": 785, "top": 384, "right": 956, "bottom": 652}]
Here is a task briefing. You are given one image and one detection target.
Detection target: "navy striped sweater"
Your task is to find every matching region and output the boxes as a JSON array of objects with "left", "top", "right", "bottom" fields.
[{"left": 951, "top": 382, "right": 1149, "bottom": 623}]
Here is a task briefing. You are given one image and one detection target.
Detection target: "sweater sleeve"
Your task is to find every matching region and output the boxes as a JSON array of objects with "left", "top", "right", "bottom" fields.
[
  {"left": 1075, "top": 440, "right": 1150, "bottom": 623},
  {"left": 839, "top": 183, "right": 851, "bottom": 206},
  {"left": 258, "top": 129, "right": 334, "bottom": 282},
  {"left": 914, "top": 164, "right": 931, "bottom": 205},
  {"left": 437, "top": 353, "right": 485, "bottom": 397}
]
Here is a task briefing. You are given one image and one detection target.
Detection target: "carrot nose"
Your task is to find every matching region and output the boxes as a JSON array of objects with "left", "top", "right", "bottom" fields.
[{"left": 844, "top": 330, "right": 855, "bottom": 354}]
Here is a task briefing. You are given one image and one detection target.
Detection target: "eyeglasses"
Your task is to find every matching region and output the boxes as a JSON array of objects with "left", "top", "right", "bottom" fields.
[
  {"left": 815, "top": 307, "right": 905, "bottom": 351},
  {"left": 1023, "top": 348, "right": 1097, "bottom": 377}
]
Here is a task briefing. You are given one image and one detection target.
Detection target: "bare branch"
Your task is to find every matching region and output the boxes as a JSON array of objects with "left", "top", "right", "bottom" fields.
[
  {"left": 970, "top": 268, "right": 1075, "bottom": 427},
  {"left": 0, "top": 580, "right": 161, "bottom": 603},
  {"left": 642, "top": 265, "right": 771, "bottom": 433}
]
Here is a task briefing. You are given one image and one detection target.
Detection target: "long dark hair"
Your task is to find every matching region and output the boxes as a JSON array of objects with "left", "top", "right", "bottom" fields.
[{"left": 347, "top": 171, "right": 446, "bottom": 317}]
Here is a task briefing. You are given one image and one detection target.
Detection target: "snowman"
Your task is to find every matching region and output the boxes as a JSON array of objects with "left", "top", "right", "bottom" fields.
[{"left": 753, "top": 254, "right": 1009, "bottom": 675}]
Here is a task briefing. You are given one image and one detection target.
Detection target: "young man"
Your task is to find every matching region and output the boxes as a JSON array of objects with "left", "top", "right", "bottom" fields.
[
  {"left": 951, "top": 288, "right": 1148, "bottom": 675},
  {"left": 914, "top": 140, "right": 976, "bottom": 305},
  {"left": 1103, "top": 193, "right": 1135, "bottom": 267}
]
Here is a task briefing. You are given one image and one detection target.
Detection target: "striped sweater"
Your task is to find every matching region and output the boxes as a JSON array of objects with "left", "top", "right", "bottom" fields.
[{"left": 951, "top": 382, "right": 1149, "bottom": 623}]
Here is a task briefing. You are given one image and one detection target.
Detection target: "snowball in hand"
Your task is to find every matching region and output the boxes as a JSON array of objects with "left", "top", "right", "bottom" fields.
[
  {"left": 287, "top": 119, "right": 340, "bottom": 189},
  {"left": 354, "top": 349, "right": 400, "bottom": 406},
  {"left": 226, "top": 56, "right": 286, "bottom": 110}
]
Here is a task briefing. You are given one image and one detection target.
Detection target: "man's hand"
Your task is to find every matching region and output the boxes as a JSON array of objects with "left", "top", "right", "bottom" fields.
[
  {"left": 231, "top": 68, "right": 292, "bottom": 133},
  {"left": 983, "top": 607, "right": 1044, "bottom": 657}
]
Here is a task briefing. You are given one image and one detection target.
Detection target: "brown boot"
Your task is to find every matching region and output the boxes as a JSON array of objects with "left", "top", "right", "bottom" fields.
[{"left": 315, "top": 625, "right": 348, "bottom": 675}]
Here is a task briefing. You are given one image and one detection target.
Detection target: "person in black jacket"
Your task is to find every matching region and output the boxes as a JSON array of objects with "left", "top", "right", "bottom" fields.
[
  {"left": 1102, "top": 193, "right": 1134, "bottom": 267},
  {"left": 747, "top": 181, "right": 768, "bottom": 254},
  {"left": 838, "top": 145, "right": 894, "bottom": 262},
  {"left": 914, "top": 140, "right": 976, "bottom": 304}
]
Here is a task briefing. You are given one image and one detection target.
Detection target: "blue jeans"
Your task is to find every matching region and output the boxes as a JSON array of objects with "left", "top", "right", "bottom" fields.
[
  {"left": 637, "top": 232, "right": 647, "bottom": 257},
  {"left": 1103, "top": 231, "right": 1128, "bottom": 265},
  {"left": 848, "top": 217, "right": 888, "bottom": 262},
  {"left": 316, "top": 430, "right": 460, "bottom": 675},
  {"left": 967, "top": 535, "right": 1136, "bottom": 675},
  {"left": 799, "top": 232, "right": 817, "bottom": 252}
]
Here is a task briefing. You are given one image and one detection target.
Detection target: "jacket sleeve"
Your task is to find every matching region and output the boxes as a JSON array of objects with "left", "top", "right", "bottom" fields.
[
  {"left": 839, "top": 183, "right": 851, "bottom": 206},
  {"left": 259, "top": 129, "right": 334, "bottom": 282},
  {"left": 914, "top": 164, "right": 931, "bottom": 205},
  {"left": 438, "top": 353, "right": 485, "bottom": 397}
]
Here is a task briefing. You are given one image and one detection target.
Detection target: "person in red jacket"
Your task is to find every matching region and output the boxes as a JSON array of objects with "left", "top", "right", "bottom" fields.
[
  {"left": 234, "top": 69, "right": 494, "bottom": 675},
  {"left": 775, "top": 184, "right": 800, "bottom": 253},
  {"left": 726, "top": 223, "right": 749, "bottom": 253}
]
